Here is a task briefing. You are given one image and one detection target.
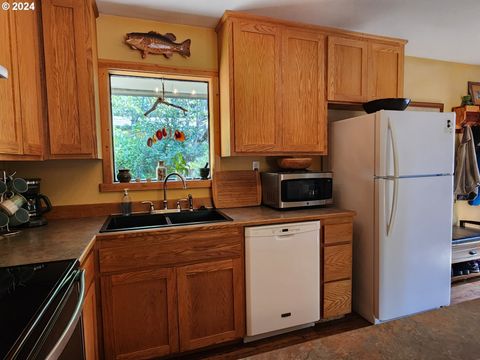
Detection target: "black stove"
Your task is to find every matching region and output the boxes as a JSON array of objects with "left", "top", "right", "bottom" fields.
[{"left": 0, "top": 259, "right": 78, "bottom": 359}]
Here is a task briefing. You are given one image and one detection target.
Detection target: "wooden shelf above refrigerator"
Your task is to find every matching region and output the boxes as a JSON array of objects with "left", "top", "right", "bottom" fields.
[{"left": 453, "top": 105, "right": 480, "bottom": 130}]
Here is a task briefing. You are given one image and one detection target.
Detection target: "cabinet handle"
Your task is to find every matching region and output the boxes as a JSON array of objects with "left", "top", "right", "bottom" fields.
[{"left": 469, "top": 250, "right": 478, "bottom": 255}]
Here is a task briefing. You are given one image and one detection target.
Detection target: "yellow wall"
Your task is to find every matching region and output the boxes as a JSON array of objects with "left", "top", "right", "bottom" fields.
[
  {"left": 404, "top": 56, "right": 480, "bottom": 111},
  {"left": 403, "top": 56, "right": 480, "bottom": 223},
  {"left": 4, "top": 15, "right": 480, "bottom": 209},
  {"left": 96, "top": 15, "right": 218, "bottom": 71}
]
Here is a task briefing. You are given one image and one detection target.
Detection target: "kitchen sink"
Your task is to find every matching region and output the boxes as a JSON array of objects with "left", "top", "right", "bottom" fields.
[{"left": 100, "top": 208, "right": 232, "bottom": 233}]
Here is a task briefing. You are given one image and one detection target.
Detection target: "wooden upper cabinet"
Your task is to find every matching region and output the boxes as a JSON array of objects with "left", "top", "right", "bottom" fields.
[
  {"left": 0, "top": 4, "right": 44, "bottom": 158},
  {"left": 101, "top": 268, "right": 179, "bottom": 360},
  {"left": 0, "top": 8, "right": 22, "bottom": 156},
  {"left": 327, "top": 36, "right": 368, "bottom": 102},
  {"left": 42, "top": 0, "right": 97, "bottom": 158},
  {"left": 177, "top": 258, "right": 244, "bottom": 351},
  {"left": 281, "top": 29, "right": 326, "bottom": 153},
  {"left": 232, "top": 20, "right": 282, "bottom": 153},
  {"left": 14, "top": 8, "right": 44, "bottom": 156},
  {"left": 328, "top": 35, "right": 405, "bottom": 103},
  {"left": 368, "top": 42, "right": 404, "bottom": 100}
]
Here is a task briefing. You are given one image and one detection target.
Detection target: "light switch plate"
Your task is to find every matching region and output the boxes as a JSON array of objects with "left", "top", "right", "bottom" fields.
[{"left": 252, "top": 161, "right": 260, "bottom": 171}]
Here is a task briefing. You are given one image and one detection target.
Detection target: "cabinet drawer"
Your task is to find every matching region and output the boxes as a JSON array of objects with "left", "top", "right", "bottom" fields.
[
  {"left": 452, "top": 241, "right": 480, "bottom": 264},
  {"left": 98, "top": 227, "right": 243, "bottom": 273},
  {"left": 324, "top": 243, "right": 352, "bottom": 282},
  {"left": 324, "top": 223, "right": 352, "bottom": 244},
  {"left": 323, "top": 279, "right": 351, "bottom": 318}
]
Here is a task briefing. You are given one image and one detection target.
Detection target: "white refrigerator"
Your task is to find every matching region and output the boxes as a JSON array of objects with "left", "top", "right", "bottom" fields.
[{"left": 330, "top": 110, "right": 455, "bottom": 324}]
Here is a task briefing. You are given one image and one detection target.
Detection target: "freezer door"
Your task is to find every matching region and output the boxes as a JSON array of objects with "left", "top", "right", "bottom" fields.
[
  {"left": 375, "top": 111, "right": 455, "bottom": 177},
  {"left": 375, "top": 176, "right": 452, "bottom": 322}
]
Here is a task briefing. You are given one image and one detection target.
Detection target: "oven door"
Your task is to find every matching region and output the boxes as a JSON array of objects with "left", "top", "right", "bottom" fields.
[
  {"left": 9, "top": 269, "right": 86, "bottom": 360},
  {"left": 280, "top": 177, "right": 333, "bottom": 208}
]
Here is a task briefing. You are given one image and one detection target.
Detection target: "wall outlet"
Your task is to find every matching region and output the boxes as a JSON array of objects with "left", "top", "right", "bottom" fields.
[{"left": 252, "top": 161, "right": 260, "bottom": 171}]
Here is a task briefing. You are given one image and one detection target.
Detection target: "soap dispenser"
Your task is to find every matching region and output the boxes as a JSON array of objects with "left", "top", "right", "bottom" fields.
[{"left": 121, "top": 189, "right": 132, "bottom": 215}]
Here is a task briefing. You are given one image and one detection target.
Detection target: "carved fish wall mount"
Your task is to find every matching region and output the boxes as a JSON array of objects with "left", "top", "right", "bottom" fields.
[{"left": 125, "top": 31, "right": 191, "bottom": 59}]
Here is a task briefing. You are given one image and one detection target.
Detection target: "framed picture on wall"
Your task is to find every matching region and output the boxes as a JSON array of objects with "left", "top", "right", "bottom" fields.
[{"left": 468, "top": 82, "right": 480, "bottom": 105}]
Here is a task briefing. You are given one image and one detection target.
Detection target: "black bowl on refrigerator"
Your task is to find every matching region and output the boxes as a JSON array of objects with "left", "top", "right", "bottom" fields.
[{"left": 362, "top": 98, "right": 411, "bottom": 114}]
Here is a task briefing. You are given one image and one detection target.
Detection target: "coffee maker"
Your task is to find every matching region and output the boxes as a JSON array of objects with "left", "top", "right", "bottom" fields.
[{"left": 23, "top": 178, "right": 52, "bottom": 227}]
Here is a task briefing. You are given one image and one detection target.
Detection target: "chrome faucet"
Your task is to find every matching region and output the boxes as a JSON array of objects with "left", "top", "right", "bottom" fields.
[{"left": 163, "top": 172, "right": 187, "bottom": 210}]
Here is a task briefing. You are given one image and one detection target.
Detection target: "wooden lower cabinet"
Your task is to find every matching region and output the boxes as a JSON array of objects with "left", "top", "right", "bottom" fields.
[
  {"left": 83, "top": 283, "right": 99, "bottom": 360},
  {"left": 321, "top": 219, "right": 353, "bottom": 319},
  {"left": 81, "top": 250, "right": 98, "bottom": 360},
  {"left": 101, "top": 268, "right": 179, "bottom": 360},
  {"left": 177, "top": 258, "right": 244, "bottom": 351}
]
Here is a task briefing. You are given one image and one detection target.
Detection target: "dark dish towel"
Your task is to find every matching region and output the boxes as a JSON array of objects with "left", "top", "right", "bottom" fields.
[
  {"left": 454, "top": 126, "right": 480, "bottom": 200},
  {"left": 469, "top": 126, "right": 480, "bottom": 205}
]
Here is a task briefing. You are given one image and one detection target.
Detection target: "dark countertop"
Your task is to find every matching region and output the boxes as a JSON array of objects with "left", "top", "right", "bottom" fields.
[
  {"left": 242, "top": 299, "right": 480, "bottom": 360},
  {"left": 0, "top": 206, "right": 355, "bottom": 268},
  {"left": 0, "top": 217, "right": 105, "bottom": 267}
]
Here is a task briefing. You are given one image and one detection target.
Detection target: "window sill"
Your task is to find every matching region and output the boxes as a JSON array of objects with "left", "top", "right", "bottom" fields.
[{"left": 99, "top": 179, "right": 212, "bottom": 192}]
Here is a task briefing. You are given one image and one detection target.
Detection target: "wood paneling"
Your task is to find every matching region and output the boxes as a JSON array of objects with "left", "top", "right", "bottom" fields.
[
  {"left": 324, "top": 244, "right": 352, "bottom": 282},
  {"left": 324, "top": 223, "right": 353, "bottom": 245},
  {"left": 81, "top": 250, "right": 98, "bottom": 360},
  {"left": 281, "top": 29, "right": 326, "bottom": 153},
  {"left": 232, "top": 20, "right": 281, "bottom": 153},
  {"left": 177, "top": 258, "right": 244, "bottom": 351},
  {"left": 323, "top": 280, "right": 352, "bottom": 318},
  {"left": 0, "top": 7, "right": 22, "bottom": 155},
  {"left": 327, "top": 36, "right": 368, "bottom": 102},
  {"left": 83, "top": 282, "right": 99, "bottom": 360},
  {"left": 13, "top": 9, "right": 44, "bottom": 156},
  {"left": 368, "top": 42, "right": 404, "bottom": 100},
  {"left": 42, "top": 0, "right": 96, "bottom": 158},
  {"left": 98, "top": 227, "right": 242, "bottom": 273},
  {"left": 212, "top": 170, "right": 261, "bottom": 208},
  {"left": 101, "top": 267, "right": 178, "bottom": 359}
]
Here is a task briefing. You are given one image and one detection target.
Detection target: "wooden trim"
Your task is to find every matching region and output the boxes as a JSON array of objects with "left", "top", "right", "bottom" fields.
[
  {"left": 99, "top": 180, "right": 211, "bottom": 192},
  {"left": 410, "top": 101, "right": 444, "bottom": 112},
  {"left": 98, "top": 59, "right": 218, "bottom": 77},
  {"left": 216, "top": 11, "right": 408, "bottom": 45},
  {"left": 45, "top": 197, "right": 214, "bottom": 220}
]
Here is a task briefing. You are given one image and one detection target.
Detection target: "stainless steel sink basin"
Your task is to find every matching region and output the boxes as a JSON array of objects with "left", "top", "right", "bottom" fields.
[{"left": 100, "top": 209, "right": 232, "bottom": 233}]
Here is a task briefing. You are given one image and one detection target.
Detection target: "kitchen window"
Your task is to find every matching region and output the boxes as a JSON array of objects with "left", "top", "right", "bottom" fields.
[{"left": 98, "top": 62, "right": 215, "bottom": 192}]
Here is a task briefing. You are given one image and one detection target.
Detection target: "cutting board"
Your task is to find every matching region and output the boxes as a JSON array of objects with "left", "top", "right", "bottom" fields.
[{"left": 212, "top": 170, "right": 262, "bottom": 208}]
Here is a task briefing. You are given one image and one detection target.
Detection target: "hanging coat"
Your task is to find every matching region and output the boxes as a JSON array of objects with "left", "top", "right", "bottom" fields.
[
  {"left": 454, "top": 126, "right": 480, "bottom": 199},
  {"left": 469, "top": 126, "right": 480, "bottom": 205}
]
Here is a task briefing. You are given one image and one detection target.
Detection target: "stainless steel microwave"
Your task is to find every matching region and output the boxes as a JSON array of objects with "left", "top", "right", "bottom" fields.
[{"left": 261, "top": 171, "right": 333, "bottom": 209}]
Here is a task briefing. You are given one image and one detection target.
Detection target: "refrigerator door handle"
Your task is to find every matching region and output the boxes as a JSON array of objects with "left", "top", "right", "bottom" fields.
[
  {"left": 386, "top": 178, "right": 398, "bottom": 236},
  {"left": 387, "top": 119, "right": 399, "bottom": 178}
]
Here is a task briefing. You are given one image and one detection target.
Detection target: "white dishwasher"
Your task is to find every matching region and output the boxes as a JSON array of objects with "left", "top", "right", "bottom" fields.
[{"left": 245, "top": 221, "right": 320, "bottom": 341}]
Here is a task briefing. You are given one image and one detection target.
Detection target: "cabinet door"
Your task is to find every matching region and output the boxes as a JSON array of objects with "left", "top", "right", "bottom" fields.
[
  {"left": 14, "top": 9, "right": 44, "bottom": 156},
  {"left": 42, "top": 0, "right": 96, "bottom": 158},
  {"left": 232, "top": 20, "right": 281, "bottom": 153},
  {"left": 83, "top": 282, "right": 98, "bottom": 360},
  {"left": 177, "top": 258, "right": 244, "bottom": 351},
  {"left": 368, "top": 42, "right": 404, "bottom": 100},
  {"left": 101, "top": 268, "right": 178, "bottom": 359},
  {"left": 281, "top": 29, "right": 326, "bottom": 153},
  {"left": 0, "top": 7, "right": 22, "bottom": 155},
  {"left": 327, "top": 36, "right": 368, "bottom": 102},
  {"left": 323, "top": 279, "right": 352, "bottom": 318}
]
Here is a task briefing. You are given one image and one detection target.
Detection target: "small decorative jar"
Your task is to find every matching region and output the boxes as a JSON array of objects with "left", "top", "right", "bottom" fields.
[
  {"left": 117, "top": 169, "right": 132, "bottom": 183},
  {"left": 156, "top": 161, "right": 167, "bottom": 181}
]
